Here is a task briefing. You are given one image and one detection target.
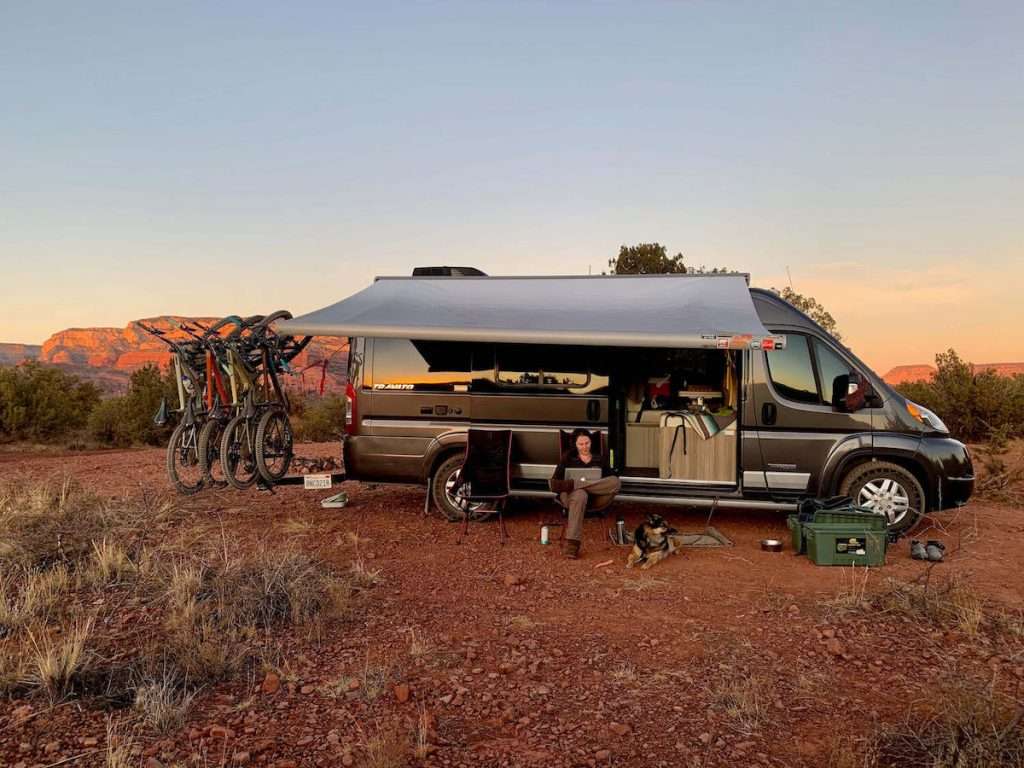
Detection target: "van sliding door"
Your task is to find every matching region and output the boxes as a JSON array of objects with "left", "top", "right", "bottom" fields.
[{"left": 470, "top": 344, "right": 609, "bottom": 483}]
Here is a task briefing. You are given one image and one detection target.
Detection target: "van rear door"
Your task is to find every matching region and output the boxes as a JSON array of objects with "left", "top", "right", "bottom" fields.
[{"left": 361, "top": 339, "right": 473, "bottom": 479}]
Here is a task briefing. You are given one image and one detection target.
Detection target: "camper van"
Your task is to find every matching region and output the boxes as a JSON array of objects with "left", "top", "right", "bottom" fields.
[{"left": 279, "top": 273, "right": 973, "bottom": 534}]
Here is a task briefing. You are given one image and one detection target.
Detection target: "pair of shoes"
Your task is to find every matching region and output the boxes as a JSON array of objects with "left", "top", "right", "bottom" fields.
[
  {"left": 563, "top": 539, "right": 581, "bottom": 559},
  {"left": 911, "top": 539, "right": 945, "bottom": 562}
]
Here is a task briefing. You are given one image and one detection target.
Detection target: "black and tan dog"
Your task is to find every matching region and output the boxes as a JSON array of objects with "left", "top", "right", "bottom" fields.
[{"left": 626, "top": 514, "right": 680, "bottom": 569}]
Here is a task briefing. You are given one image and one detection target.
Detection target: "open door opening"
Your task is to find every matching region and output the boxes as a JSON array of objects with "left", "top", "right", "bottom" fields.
[{"left": 613, "top": 348, "right": 741, "bottom": 485}]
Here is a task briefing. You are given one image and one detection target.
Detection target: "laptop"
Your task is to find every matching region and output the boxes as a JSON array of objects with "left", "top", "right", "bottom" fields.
[{"left": 565, "top": 467, "right": 602, "bottom": 485}]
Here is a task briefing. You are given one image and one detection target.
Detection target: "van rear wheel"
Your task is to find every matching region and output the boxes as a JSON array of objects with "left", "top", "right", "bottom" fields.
[
  {"left": 839, "top": 461, "right": 924, "bottom": 535},
  {"left": 431, "top": 453, "right": 495, "bottom": 523}
]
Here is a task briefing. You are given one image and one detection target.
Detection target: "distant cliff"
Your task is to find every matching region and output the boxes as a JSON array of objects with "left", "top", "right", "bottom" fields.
[
  {"left": 2, "top": 317, "right": 347, "bottom": 394},
  {"left": 883, "top": 362, "right": 1024, "bottom": 385}
]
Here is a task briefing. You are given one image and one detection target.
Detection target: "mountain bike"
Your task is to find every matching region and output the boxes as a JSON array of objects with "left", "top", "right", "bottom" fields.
[
  {"left": 139, "top": 322, "right": 208, "bottom": 495},
  {"left": 218, "top": 312, "right": 310, "bottom": 488}
]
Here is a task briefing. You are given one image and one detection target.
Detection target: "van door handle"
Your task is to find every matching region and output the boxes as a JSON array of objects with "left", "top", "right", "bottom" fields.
[
  {"left": 586, "top": 399, "right": 600, "bottom": 421},
  {"left": 761, "top": 403, "right": 777, "bottom": 425}
]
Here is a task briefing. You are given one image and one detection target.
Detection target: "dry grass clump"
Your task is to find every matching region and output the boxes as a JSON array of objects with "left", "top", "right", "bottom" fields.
[
  {"left": 150, "top": 541, "right": 352, "bottom": 685},
  {"left": 359, "top": 722, "right": 409, "bottom": 768},
  {"left": 0, "top": 478, "right": 364, "bottom": 729},
  {"left": 831, "top": 572, "right": 1011, "bottom": 640},
  {"left": 713, "top": 673, "right": 768, "bottom": 734},
  {"left": 1, "top": 564, "right": 72, "bottom": 633},
  {"left": 88, "top": 539, "right": 137, "bottom": 585},
  {"left": 0, "top": 478, "right": 128, "bottom": 568},
  {"left": 26, "top": 618, "right": 94, "bottom": 700},
  {"left": 873, "top": 575, "right": 985, "bottom": 636},
  {"left": 105, "top": 717, "right": 137, "bottom": 768},
  {"left": 838, "top": 679, "right": 1024, "bottom": 768},
  {"left": 132, "top": 667, "right": 198, "bottom": 734}
]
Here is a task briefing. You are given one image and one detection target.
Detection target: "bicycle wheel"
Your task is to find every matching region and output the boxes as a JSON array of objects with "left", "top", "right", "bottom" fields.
[
  {"left": 219, "top": 414, "right": 260, "bottom": 490},
  {"left": 198, "top": 418, "right": 228, "bottom": 488},
  {"left": 255, "top": 407, "right": 294, "bottom": 484},
  {"left": 167, "top": 421, "right": 204, "bottom": 495}
]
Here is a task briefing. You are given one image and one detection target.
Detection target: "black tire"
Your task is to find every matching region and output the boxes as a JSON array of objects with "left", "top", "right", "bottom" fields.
[
  {"left": 167, "top": 421, "right": 204, "bottom": 495},
  {"left": 839, "top": 460, "right": 925, "bottom": 535},
  {"left": 255, "top": 407, "right": 294, "bottom": 484},
  {"left": 220, "top": 414, "right": 259, "bottom": 490},
  {"left": 198, "top": 418, "right": 228, "bottom": 488},
  {"left": 430, "top": 453, "right": 495, "bottom": 523}
]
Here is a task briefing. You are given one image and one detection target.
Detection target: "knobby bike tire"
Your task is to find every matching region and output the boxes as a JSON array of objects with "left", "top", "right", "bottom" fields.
[
  {"left": 167, "top": 421, "right": 204, "bottom": 496},
  {"left": 255, "top": 407, "right": 294, "bottom": 484},
  {"left": 197, "top": 418, "right": 228, "bottom": 488},
  {"left": 219, "top": 414, "right": 260, "bottom": 490}
]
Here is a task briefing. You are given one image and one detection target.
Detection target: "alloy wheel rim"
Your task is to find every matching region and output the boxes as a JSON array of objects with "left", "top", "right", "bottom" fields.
[
  {"left": 444, "top": 470, "right": 483, "bottom": 514},
  {"left": 858, "top": 477, "right": 911, "bottom": 524}
]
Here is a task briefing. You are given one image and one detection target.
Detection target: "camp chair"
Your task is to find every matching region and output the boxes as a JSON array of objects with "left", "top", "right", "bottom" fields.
[
  {"left": 547, "top": 429, "right": 617, "bottom": 541},
  {"left": 453, "top": 429, "right": 513, "bottom": 545}
]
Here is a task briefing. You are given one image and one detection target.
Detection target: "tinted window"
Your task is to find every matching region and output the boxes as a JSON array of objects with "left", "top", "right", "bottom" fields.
[
  {"left": 813, "top": 339, "right": 853, "bottom": 403},
  {"left": 371, "top": 339, "right": 472, "bottom": 391},
  {"left": 489, "top": 344, "right": 608, "bottom": 394},
  {"left": 765, "top": 335, "right": 819, "bottom": 404}
]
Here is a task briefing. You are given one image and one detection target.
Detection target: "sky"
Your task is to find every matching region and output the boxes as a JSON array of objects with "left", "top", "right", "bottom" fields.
[{"left": 1, "top": 1, "right": 1022, "bottom": 374}]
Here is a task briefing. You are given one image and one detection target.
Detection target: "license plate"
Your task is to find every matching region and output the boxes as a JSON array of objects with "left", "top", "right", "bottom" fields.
[{"left": 303, "top": 474, "right": 332, "bottom": 490}]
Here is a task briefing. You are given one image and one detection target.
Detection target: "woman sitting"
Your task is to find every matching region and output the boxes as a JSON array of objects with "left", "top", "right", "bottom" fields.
[{"left": 549, "top": 429, "right": 621, "bottom": 559}]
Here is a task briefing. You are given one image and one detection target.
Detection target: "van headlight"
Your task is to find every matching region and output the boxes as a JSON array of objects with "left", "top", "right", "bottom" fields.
[{"left": 905, "top": 401, "right": 948, "bottom": 433}]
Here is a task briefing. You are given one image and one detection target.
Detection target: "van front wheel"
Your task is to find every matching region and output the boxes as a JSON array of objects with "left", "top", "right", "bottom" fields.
[
  {"left": 839, "top": 461, "right": 925, "bottom": 535},
  {"left": 430, "top": 453, "right": 495, "bottom": 523}
]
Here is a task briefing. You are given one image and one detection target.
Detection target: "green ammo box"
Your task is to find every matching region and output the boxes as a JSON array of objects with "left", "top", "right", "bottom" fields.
[
  {"left": 804, "top": 523, "right": 887, "bottom": 567},
  {"left": 788, "top": 508, "right": 887, "bottom": 556}
]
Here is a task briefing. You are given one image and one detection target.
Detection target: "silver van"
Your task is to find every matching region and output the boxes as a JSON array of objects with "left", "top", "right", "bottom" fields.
[{"left": 280, "top": 272, "right": 973, "bottom": 533}]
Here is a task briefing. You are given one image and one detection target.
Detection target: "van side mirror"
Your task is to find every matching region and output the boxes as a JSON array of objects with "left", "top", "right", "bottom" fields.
[{"left": 831, "top": 372, "right": 867, "bottom": 412}]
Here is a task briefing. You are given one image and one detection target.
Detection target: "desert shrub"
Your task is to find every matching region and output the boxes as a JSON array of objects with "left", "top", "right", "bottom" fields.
[
  {"left": 0, "top": 362, "right": 102, "bottom": 443},
  {"left": 895, "top": 349, "right": 1024, "bottom": 442},
  {"left": 292, "top": 394, "right": 345, "bottom": 442},
  {"left": 86, "top": 397, "right": 129, "bottom": 446},
  {"left": 87, "top": 364, "right": 176, "bottom": 447}
]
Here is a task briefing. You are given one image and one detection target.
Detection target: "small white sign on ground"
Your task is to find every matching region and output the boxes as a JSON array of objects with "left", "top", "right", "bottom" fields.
[{"left": 303, "top": 474, "right": 332, "bottom": 490}]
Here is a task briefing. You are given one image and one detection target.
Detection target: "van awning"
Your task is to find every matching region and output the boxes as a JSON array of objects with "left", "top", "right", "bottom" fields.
[{"left": 277, "top": 274, "right": 777, "bottom": 349}]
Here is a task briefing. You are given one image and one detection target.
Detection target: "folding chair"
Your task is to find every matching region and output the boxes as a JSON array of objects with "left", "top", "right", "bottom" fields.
[{"left": 453, "top": 429, "right": 513, "bottom": 545}]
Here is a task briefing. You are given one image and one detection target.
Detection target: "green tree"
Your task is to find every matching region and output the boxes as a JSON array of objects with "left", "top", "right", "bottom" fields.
[
  {"left": 0, "top": 362, "right": 101, "bottom": 443},
  {"left": 608, "top": 243, "right": 687, "bottom": 275},
  {"left": 771, "top": 286, "right": 842, "bottom": 341}
]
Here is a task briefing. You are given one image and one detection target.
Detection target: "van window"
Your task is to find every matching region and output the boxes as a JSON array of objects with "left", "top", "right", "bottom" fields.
[
  {"left": 765, "top": 335, "right": 818, "bottom": 404},
  {"left": 488, "top": 344, "right": 608, "bottom": 394},
  {"left": 813, "top": 339, "right": 853, "bottom": 403},
  {"left": 371, "top": 339, "right": 471, "bottom": 391}
]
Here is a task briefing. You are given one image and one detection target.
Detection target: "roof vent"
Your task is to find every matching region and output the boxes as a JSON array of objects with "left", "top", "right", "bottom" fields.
[{"left": 411, "top": 266, "right": 487, "bottom": 277}]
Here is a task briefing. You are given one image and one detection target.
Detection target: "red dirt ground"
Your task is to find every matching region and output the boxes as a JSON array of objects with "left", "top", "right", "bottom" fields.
[{"left": 2, "top": 445, "right": 1023, "bottom": 767}]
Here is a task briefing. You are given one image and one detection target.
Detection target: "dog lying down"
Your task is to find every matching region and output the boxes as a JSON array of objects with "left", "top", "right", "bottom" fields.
[{"left": 626, "top": 514, "right": 682, "bottom": 569}]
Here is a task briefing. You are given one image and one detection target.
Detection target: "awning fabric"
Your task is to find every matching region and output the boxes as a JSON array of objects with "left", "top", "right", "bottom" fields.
[{"left": 277, "top": 274, "right": 775, "bottom": 349}]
